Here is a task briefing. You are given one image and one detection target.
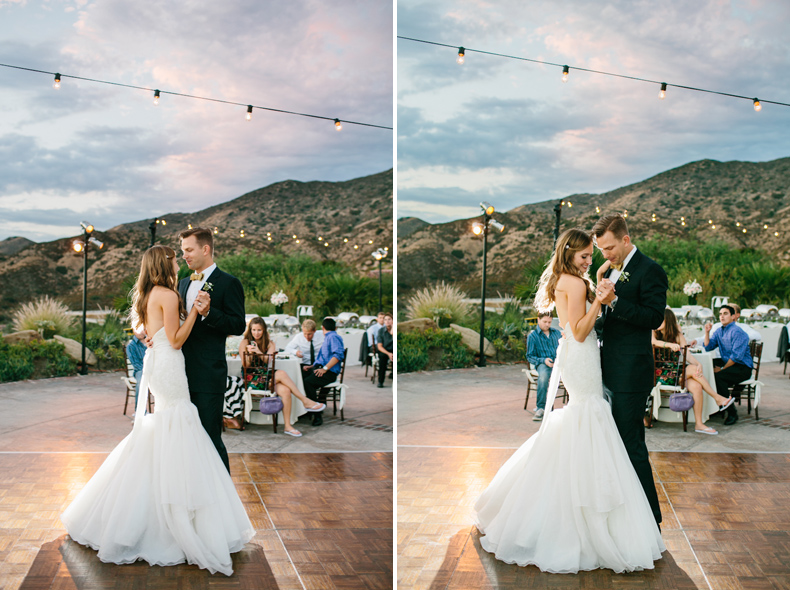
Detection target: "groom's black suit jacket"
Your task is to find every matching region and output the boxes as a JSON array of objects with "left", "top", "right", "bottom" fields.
[
  {"left": 178, "top": 267, "right": 246, "bottom": 394},
  {"left": 595, "top": 248, "right": 667, "bottom": 394}
]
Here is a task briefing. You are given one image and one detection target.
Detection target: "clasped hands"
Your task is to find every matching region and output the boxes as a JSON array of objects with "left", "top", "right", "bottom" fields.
[
  {"left": 194, "top": 291, "right": 211, "bottom": 317},
  {"left": 595, "top": 279, "right": 616, "bottom": 305}
]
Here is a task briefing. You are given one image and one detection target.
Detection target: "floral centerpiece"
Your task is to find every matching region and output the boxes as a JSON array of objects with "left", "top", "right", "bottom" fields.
[
  {"left": 271, "top": 290, "right": 288, "bottom": 314},
  {"left": 683, "top": 280, "right": 702, "bottom": 304}
]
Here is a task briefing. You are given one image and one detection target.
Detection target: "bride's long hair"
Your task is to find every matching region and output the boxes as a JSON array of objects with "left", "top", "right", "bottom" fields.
[
  {"left": 533, "top": 228, "right": 596, "bottom": 312},
  {"left": 130, "top": 245, "right": 185, "bottom": 331}
]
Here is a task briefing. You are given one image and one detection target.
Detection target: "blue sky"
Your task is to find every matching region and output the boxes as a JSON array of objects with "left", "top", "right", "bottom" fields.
[
  {"left": 397, "top": 0, "right": 790, "bottom": 222},
  {"left": 0, "top": 0, "right": 393, "bottom": 241}
]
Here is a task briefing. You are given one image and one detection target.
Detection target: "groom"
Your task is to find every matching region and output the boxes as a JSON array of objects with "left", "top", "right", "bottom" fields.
[
  {"left": 178, "top": 227, "right": 246, "bottom": 474},
  {"left": 593, "top": 214, "right": 667, "bottom": 527}
]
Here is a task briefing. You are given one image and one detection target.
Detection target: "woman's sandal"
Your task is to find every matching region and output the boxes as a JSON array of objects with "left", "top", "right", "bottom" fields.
[
  {"left": 694, "top": 426, "right": 718, "bottom": 435},
  {"left": 719, "top": 397, "right": 735, "bottom": 412},
  {"left": 284, "top": 429, "right": 302, "bottom": 437},
  {"left": 305, "top": 403, "right": 326, "bottom": 412}
]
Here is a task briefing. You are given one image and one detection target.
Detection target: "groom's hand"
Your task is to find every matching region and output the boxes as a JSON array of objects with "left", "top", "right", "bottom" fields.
[
  {"left": 597, "top": 279, "right": 616, "bottom": 305},
  {"left": 195, "top": 291, "right": 211, "bottom": 317}
]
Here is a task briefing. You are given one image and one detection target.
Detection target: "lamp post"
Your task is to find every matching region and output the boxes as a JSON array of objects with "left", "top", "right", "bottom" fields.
[
  {"left": 472, "top": 202, "right": 505, "bottom": 367},
  {"left": 72, "top": 222, "right": 104, "bottom": 375},
  {"left": 149, "top": 217, "right": 166, "bottom": 247},
  {"left": 371, "top": 247, "right": 388, "bottom": 312},
  {"left": 553, "top": 199, "right": 572, "bottom": 248}
]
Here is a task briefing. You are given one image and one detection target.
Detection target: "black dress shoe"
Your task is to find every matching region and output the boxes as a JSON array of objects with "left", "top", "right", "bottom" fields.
[
  {"left": 312, "top": 414, "right": 323, "bottom": 427},
  {"left": 377, "top": 383, "right": 384, "bottom": 388},
  {"left": 724, "top": 414, "right": 739, "bottom": 426}
]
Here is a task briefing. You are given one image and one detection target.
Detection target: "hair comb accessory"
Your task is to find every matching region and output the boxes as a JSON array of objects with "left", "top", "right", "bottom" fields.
[{"left": 564, "top": 244, "right": 570, "bottom": 249}]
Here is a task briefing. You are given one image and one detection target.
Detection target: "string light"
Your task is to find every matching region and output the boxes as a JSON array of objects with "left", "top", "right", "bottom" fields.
[
  {"left": 213, "top": 227, "right": 218, "bottom": 235},
  {"left": 246, "top": 105, "right": 253, "bottom": 121},
  {"left": 764, "top": 224, "right": 769, "bottom": 229},
  {"left": 753, "top": 98, "right": 762, "bottom": 112},
  {"left": 153, "top": 89, "right": 160, "bottom": 106},
  {"left": 239, "top": 230, "right": 245, "bottom": 238},
  {"left": 324, "top": 242, "right": 329, "bottom": 247},
  {"left": 296, "top": 239, "right": 301, "bottom": 243},
  {"left": 562, "top": 65, "right": 569, "bottom": 83},
  {"left": 0, "top": 63, "right": 392, "bottom": 130},
  {"left": 775, "top": 232, "right": 780, "bottom": 236},
  {"left": 396, "top": 37, "right": 790, "bottom": 110},
  {"left": 736, "top": 222, "right": 741, "bottom": 227},
  {"left": 659, "top": 82, "right": 667, "bottom": 100},
  {"left": 457, "top": 47, "right": 465, "bottom": 65},
  {"left": 187, "top": 224, "right": 193, "bottom": 229},
  {"left": 344, "top": 238, "right": 349, "bottom": 243},
  {"left": 708, "top": 219, "right": 713, "bottom": 224},
  {"left": 712, "top": 225, "right": 717, "bottom": 229},
  {"left": 368, "top": 240, "right": 374, "bottom": 244},
  {"left": 743, "top": 228, "right": 747, "bottom": 233},
  {"left": 623, "top": 209, "right": 628, "bottom": 219},
  {"left": 267, "top": 236, "right": 272, "bottom": 241},
  {"left": 595, "top": 206, "right": 600, "bottom": 214},
  {"left": 353, "top": 244, "right": 359, "bottom": 249},
  {"left": 292, "top": 234, "right": 297, "bottom": 239},
  {"left": 334, "top": 118, "right": 342, "bottom": 131},
  {"left": 651, "top": 213, "right": 657, "bottom": 222},
  {"left": 53, "top": 73, "right": 61, "bottom": 89}
]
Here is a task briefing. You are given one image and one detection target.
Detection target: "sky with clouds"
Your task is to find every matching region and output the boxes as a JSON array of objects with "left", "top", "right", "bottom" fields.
[
  {"left": 0, "top": 0, "right": 393, "bottom": 242},
  {"left": 397, "top": 0, "right": 790, "bottom": 223}
]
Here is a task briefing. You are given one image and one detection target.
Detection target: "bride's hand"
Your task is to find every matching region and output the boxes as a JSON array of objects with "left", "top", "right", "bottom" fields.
[{"left": 596, "top": 260, "right": 611, "bottom": 282}]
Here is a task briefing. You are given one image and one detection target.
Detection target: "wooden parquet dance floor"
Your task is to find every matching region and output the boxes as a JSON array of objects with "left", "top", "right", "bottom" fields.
[
  {"left": 398, "top": 447, "right": 790, "bottom": 590},
  {"left": 0, "top": 452, "right": 392, "bottom": 590}
]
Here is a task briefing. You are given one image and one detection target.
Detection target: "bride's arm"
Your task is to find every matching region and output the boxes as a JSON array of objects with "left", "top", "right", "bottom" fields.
[
  {"left": 162, "top": 289, "right": 199, "bottom": 350},
  {"left": 566, "top": 277, "right": 602, "bottom": 343}
]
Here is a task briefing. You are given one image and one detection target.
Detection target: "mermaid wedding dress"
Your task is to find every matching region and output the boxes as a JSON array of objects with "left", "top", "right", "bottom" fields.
[
  {"left": 61, "top": 327, "right": 254, "bottom": 576},
  {"left": 474, "top": 320, "right": 665, "bottom": 573}
]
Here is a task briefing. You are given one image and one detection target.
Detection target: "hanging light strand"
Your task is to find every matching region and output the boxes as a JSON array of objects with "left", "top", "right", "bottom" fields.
[
  {"left": 0, "top": 62, "right": 392, "bottom": 130},
  {"left": 396, "top": 36, "right": 790, "bottom": 109}
]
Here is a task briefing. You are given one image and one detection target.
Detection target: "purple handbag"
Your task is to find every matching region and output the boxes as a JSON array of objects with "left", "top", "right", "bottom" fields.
[
  {"left": 669, "top": 390, "right": 694, "bottom": 412},
  {"left": 259, "top": 395, "right": 283, "bottom": 415}
]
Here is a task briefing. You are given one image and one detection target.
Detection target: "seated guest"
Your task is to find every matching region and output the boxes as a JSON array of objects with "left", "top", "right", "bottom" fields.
[
  {"left": 712, "top": 303, "right": 762, "bottom": 341},
  {"left": 526, "top": 312, "right": 561, "bottom": 421},
  {"left": 303, "top": 318, "right": 345, "bottom": 427},
  {"left": 704, "top": 305, "right": 753, "bottom": 426},
  {"left": 284, "top": 319, "right": 325, "bottom": 374},
  {"left": 367, "top": 312, "right": 385, "bottom": 349},
  {"left": 652, "top": 308, "right": 733, "bottom": 435},
  {"left": 238, "top": 317, "right": 324, "bottom": 436},
  {"left": 376, "top": 312, "right": 394, "bottom": 388},
  {"left": 126, "top": 328, "right": 147, "bottom": 417}
]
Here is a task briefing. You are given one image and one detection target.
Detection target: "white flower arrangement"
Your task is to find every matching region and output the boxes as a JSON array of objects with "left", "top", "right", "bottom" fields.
[
  {"left": 683, "top": 280, "right": 702, "bottom": 296},
  {"left": 270, "top": 291, "right": 289, "bottom": 306}
]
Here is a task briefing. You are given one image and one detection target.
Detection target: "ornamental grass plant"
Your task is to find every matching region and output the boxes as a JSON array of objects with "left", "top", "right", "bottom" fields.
[
  {"left": 405, "top": 282, "right": 471, "bottom": 328},
  {"left": 11, "top": 296, "right": 76, "bottom": 338}
]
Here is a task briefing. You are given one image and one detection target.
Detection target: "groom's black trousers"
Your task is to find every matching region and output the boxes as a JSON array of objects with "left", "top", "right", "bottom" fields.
[
  {"left": 191, "top": 390, "right": 230, "bottom": 474},
  {"left": 609, "top": 390, "right": 662, "bottom": 526}
]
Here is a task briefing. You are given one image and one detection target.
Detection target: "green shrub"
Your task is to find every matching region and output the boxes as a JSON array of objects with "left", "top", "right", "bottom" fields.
[
  {"left": 405, "top": 282, "right": 470, "bottom": 328},
  {"left": 12, "top": 296, "right": 76, "bottom": 337},
  {"left": 85, "top": 311, "right": 128, "bottom": 371},
  {"left": 397, "top": 328, "right": 475, "bottom": 373},
  {"left": 0, "top": 339, "right": 76, "bottom": 383}
]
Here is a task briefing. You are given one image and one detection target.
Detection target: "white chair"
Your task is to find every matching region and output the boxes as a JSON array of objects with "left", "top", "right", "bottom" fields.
[
  {"left": 319, "top": 348, "right": 348, "bottom": 420},
  {"left": 697, "top": 308, "right": 714, "bottom": 321},
  {"left": 740, "top": 308, "right": 756, "bottom": 319},
  {"left": 755, "top": 304, "right": 779, "bottom": 317},
  {"left": 336, "top": 312, "right": 359, "bottom": 328},
  {"left": 297, "top": 305, "right": 313, "bottom": 319},
  {"left": 522, "top": 364, "right": 567, "bottom": 410},
  {"left": 359, "top": 315, "right": 378, "bottom": 326},
  {"left": 711, "top": 296, "right": 729, "bottom": 310},
  {"left": 779, "top": 308, "right": 790, "bottom": 319}
]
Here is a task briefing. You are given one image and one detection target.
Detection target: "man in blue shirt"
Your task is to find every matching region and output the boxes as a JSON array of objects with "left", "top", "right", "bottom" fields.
[
  {"left": 704, "top": 305, "right": 753, "bottom": 426},
  {"left": 526, "top": 312, "right": 562, "bottom": 421},
  {"left": 303, "top": 317, "right": 345, "bottom": 427},
  {"left": 126, "top": 332, "right": 147, "bottom": 416}
]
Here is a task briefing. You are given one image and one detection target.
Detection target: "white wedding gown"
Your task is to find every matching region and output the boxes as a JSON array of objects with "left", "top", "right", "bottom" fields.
[
  {"left": 474, "top": 321, "right": 665, "bottom": 573},
  {"left": 61, "top": 327, "right": 255, "bottom": 576}
]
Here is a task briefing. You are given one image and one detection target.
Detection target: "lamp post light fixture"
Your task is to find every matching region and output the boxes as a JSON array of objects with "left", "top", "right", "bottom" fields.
[
  {"left": 149, "top": 217, "right": 167, "bottom": 247},
  {"left": 472, "top": 202, "right": 505, "bottom": 367},
  {"left": 553, "top": 199, "right": 572, "bottom": 248},
  {"left": 371, "top": 247, "right": 388, "bottom": 312},
  {"left": 72, "top": 222, "right": 104, "bottom": 375}
]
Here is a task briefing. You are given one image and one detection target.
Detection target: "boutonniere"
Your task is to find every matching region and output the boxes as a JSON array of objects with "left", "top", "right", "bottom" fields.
[
  {"left": 617, "top": 271, "right": 631, "bottom": 284},
  {"left": 201, "top": 282, "right": 214, "bottom": 293}
]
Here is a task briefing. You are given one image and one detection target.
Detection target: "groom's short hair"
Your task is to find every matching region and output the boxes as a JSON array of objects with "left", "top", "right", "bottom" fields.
[
  {"left": 592, "top": 214, "right": 629, "bottom": 240},
  {"left": 178, "top": 227, "right": 214, "bottom": 253}
]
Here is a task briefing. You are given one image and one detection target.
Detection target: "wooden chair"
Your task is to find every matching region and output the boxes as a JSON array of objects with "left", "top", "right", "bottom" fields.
[
  {"left": 242, "top": 351, "right": 278, "bottom": 432},
  {"left": 121, "top": 342, "right": 153, "bottom": 416},
  {"left": 651, "top": 345, "right": 689, "bottom": 431},
  {"left": 735, "top": 341, "right": 764, "bottom": 419},
  {"left": 320, "top": 348, "right": 348, "bottom": 420},
  {"left": 522, "top": 362, "right": 567, "bottom": 411},
  {"left": 370, "top": 350, "right": 393, "bottom": 384}
]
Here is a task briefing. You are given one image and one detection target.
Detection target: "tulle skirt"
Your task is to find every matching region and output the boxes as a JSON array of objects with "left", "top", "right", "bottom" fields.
[{"left": 474, "top": 394, "right": 665, "bottom": 574}]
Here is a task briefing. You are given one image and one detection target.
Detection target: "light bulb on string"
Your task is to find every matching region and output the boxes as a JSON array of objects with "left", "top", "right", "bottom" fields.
[
  {"left": 324, "top": 242, "right": 329, "bottom": 247},
  {"left": 753, "top": 98, "right": 761, "bottom": 111},
  {"left": 659, "top": 82, "right": 667, "bottom": 100},
  {"left": 213, "top": 227, "right": 218, "bottom": 235},
  {"left": 153, "top": 90, "right": 160, "bottom": 106},
  {"left": 736, "top": 222, "right": 741, "bottom": 227},
  {"left": 743, "top": 228, "right": 747, "bottom": 233},
  {"left": 457, "top": 47, "right": 465, "bottom": 65},
  {"left": 595, "top": 206, "right": 600, "bottom": 214},
  {"left": 53, "top": 73, "right": 61, "bottom": 89},
  {"left": 246, "top": 105, "right": 253, "bottom": 121},
  {"left": 562, "top": 65, "right": 569, "bottom": 83},
  {"left": 764, "top": 225, "right": 769, "bottom": 229},
  {"left": 188, "top": 224, "right": 193, "bottom": 230},
  {"left": 775, "top": 232, "right": 780, "bottom": 236},
  {"left": 353, "top": 245, "right": 359, "bottom": 249},
  {"left": 343, "top": 238, "right": 349, "bottom": 243},
  {"left": 712, "top": 225, "right": 717, "bottom": 230},
  {"left": 334, "top": 118, "right": 342, "bottom": 131}
]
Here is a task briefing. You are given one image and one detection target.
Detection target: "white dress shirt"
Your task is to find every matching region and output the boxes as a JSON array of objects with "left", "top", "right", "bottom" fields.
[
  {"left": 284, "top": 330, "right": 325, "bottom": 365},
  {"left": 186, "top": 263, "right": 217, "bottom": 314},
  {"left": 607, "top": 245, "right": 637, "bottom": 284}
]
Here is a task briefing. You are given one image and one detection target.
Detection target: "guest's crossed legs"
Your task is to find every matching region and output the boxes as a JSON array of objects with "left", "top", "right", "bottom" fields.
[{"left": 610, "top": 390, "right": 662, "bottom": 526}]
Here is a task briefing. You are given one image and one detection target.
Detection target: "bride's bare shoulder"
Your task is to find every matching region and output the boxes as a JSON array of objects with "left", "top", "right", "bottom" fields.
[
  {"left": 149, "top": 286, "right": 177, "bottom": 303},
  {"left": 555, "top": 273, "right": 585, "bottom": 291}
]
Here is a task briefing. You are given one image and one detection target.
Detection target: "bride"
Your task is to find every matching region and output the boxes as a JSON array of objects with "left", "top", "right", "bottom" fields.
[
  {"left": 474, "top": 228, "right": 665, "bottom": 574},
  {"left": 61, "top": 245, "right": 254, "bottom": 576}
]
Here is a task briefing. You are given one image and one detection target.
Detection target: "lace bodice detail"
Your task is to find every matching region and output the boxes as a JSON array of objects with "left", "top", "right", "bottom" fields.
[
  {"left": 139, "top": 327, "right": 191, "bottom": 411},
  {"left": 552, "top": 320, "right": 603, "bottom": 403}
]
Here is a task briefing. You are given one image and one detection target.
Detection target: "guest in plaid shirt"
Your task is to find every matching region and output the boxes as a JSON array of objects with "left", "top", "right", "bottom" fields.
[{"left": 526, "top": 311, "right": 562, "bottom": 421}]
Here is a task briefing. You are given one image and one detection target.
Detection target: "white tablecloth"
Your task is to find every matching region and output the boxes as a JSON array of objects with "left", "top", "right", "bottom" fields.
[
  {"left": 654, "top": 351, "right": 719, "bottom": 424},
  {"left": 227, "top": 355, "right": 307, "bottom": 425},
  {"left": 337, "top": 329, "right": 364, "bottom": 366}
]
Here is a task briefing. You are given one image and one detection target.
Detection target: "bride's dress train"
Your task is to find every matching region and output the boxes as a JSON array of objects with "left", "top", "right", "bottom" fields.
[
  {"left": 474, "top": 322, "right": 665, "bottom": 573},
  {"left": 61, "top": 328, "right": 254, "bottom": 576}
]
